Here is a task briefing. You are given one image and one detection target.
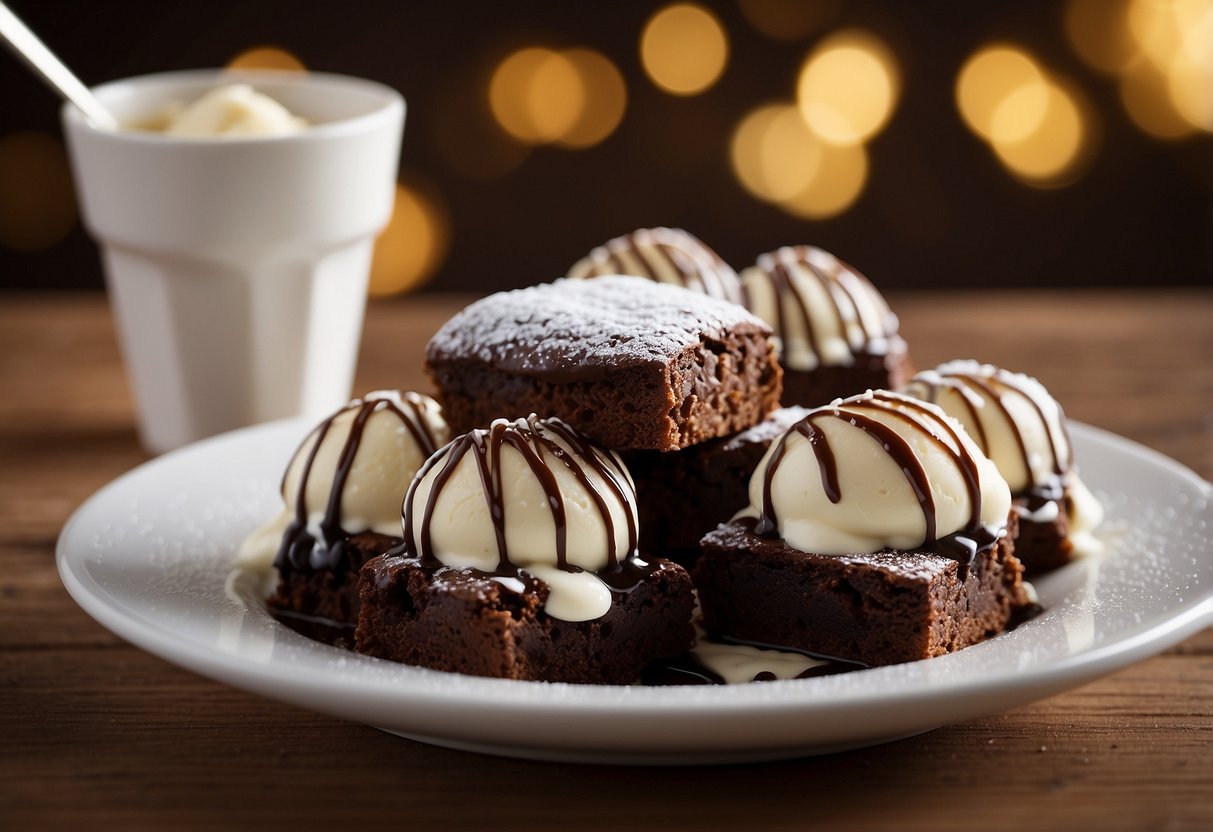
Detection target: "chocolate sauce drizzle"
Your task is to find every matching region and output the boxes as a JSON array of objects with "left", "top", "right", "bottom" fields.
[
  {"left": 402, "top": 415, "right": 639, "bottom": 578},
  {"left": 273, "top": 392, "right": 443, "bottom": 576},
  {"left": 906, "top": 364, "right": 1072, "bottom": 501},
  {"left": 756, "top": 392, "right": 1001, "bottom": 576},
  {"left": 572, "top": 227, "right": 742, "bottom": 304},
  {"left": 743, "top": 246, "right": 898, "bottom": 366}
]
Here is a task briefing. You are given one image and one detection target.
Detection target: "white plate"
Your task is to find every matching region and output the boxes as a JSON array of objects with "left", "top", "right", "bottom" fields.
[{"left": 57, "top": 420, "right": 1213, "bottom": 765}]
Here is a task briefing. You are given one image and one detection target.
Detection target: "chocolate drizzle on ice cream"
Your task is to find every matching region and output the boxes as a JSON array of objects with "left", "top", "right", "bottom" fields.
[
  {"left": 568, "top": 227, "right": 744, "bottom": 304},
  {"left": 748, "top": 390, "right": 1011, "bottom": 575},
  {"left": 247, "top": 391, "right": 448, "bottom": 576},
  {"left": 402, "top": 415, "right": 657, "bottom": 621},
  {"left": 740, "top": 246, "right": 902, "bottom": 372}
]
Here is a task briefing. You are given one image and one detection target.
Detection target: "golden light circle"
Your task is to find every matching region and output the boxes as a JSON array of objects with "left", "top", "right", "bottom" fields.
[
  {"left": 956, "top": 46, "right": 1047, "bottom": 140},
  {"left": 1120, "top": 57, "right": 1197, "bottom": 138},
  {"left": 738, "top": 0, "right": 839, "bottom": 41},
  {"left": 990, "top": 83, "right": 1086, "bottom": 185},
  {"left": 489, "top": 48, "right": 586, "bottom": 144},
  {"left": 1168, "top": 51, "right": 1213, "bottom": 132},
  {"left": 1064, "top": 0, "right": 1137, "bottom": 74},
  {"left": 797, "top": 30, "right": 899, "bottom": 146},
  {"left": 988, "top": 81, "right": 1052, "bottom": 144},
  {"left": 227, "top": 46, "right": 306, "bottom": 72},
  {"left": 0, "top": 132, "right": 77, "bottom": 251},
  {"left": 557, "top": 49, "right": 628, "bottom": 148},
  {"left": 640, "top": 4, "right": 729, "bottom": 96},
  {"left": 368, "top": 180, "right": 450, "bottom": 297},
  {"left": 730, "top": 104, "right": 787, "bottom": 200},
  {"left": 778, "top": 140, "right": 868, "bottom": 219},
  {"left": 760, "top": 106, "right": 824, "bottom": 200}
]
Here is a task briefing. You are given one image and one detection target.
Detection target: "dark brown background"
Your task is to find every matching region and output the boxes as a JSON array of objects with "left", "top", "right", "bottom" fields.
[{"left": 1, "top": 0, "right": 1210, "bottom": 294}]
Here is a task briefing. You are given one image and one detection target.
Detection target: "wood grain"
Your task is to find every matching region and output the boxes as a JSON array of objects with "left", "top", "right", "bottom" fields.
[{"left": 1, "top": 290, "right": 1210, "bottom": 831}]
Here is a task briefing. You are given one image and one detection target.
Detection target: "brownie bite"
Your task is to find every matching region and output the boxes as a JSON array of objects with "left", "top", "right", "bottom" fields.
[
  {"left": 696, "top": 517, "right": 1026, "bottom": 666},
  {"left": 426, "top": 276, "right": 782, "bottom": 451},
  {"left": 623, "top": 406, "right": 811, "bottom": 562},
  {"left": 694, "top": 391, "right": 1031, "bottom": 668},
  {"left": 357, "top": 555, "right": 695, "bottom": 683},
  {"left": 355, "top": 415, "right": 696, "bottom": 683},
  {"left": 236, "top": 391, "right": 449, "bottom": 627},
  {"left": 740, "top": 245, "right": 912, "bottom": 407}
]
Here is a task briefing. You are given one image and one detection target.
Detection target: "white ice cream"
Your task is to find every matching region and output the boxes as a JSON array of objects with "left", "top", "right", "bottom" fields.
[
  {"left": 161, "top": 84, "right": 307, "bottom": 137},
  {"left": 237, "top": 390, "right": 448, "bottom": 571},
  {"left": 739, "top": 390, "right": 1012, "bottom": 555},
  {"left": 405, "top": 417, "right": 638, "bottom": 621},
  {"left": 740, "top": 246, "right": 898, "bottom": 371},
  {"left": 901, "top": 360, "right": 1103, "bottom": 550}
]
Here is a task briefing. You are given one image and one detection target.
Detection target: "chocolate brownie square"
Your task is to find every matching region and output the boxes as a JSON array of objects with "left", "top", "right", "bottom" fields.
[
  {"left": 425, "top": 276, "right": 782, "bottom": 451},
  {"left": 1013, "top": 495, "right": 1073, "bottom": 575},
  {"left": 694, "top": 516, "right": 1029, "bottom": 667},
  {"left": 623, "top": 406, "right": 811, "bottom": 562},
  {"left": 355, "top": 554, "right": 696, "bottom": 684}
]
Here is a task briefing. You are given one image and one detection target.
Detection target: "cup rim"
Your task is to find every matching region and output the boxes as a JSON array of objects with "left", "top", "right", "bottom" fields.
[{"left": 62, "top": 68, "right": 404, "bottom": 145}]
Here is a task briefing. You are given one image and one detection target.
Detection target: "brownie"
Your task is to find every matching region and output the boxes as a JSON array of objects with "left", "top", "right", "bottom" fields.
[
  {"left": 623, "top": 406, "right": 812, "bottom": 562},
  {"left": 1013, "top": 494, "right": 1073, "bottom": 575},
  {"left": 355, "top": 554, "right": 697, "bottom": 684},
  {"left": 268, "top": 531, "right": 398, "bottom": 626},
  {"left": 426, "top": 276, "right": 782, "bottom": 451},
  {"left": 694, "top": 516, "right": 1029, "bottom": 667},
  {"left": 781, "top": 342, "right": 914, "bottom": 408}
]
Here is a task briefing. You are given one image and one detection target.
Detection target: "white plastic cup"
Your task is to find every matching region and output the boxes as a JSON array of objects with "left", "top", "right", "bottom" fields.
[{"left": 62, "top": 69, "right": 404, "bottom": 454}]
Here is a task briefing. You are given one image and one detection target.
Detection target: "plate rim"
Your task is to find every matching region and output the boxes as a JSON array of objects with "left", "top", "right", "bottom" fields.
[{"left": 55, "top": 419, "right": 1213, "bottom": 721}]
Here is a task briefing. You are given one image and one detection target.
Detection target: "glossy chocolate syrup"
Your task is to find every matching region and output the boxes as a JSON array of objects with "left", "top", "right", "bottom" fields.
[
  {"left": 745, "top": 246, "right": 897, "bottom": 364},
  {"left": 403, "top": 415, "right": 639, "bottom": 576},
  {"left": 756, "top": 393, "right": 1000, "bottom": 576},
  {"left": 273, "top": 392, "right": 443, "bottom": 577}
]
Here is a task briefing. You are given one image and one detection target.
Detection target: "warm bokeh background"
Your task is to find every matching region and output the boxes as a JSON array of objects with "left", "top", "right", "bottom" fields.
[{"left": 1, "top": 0, "right": 1210, "bottom": 295}]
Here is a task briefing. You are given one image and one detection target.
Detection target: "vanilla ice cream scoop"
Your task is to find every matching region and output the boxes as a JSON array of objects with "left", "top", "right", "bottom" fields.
[
  {"left": 568, "top": 227, "right": 744, "bottom": 304},
  {"left": 403, "top": 415, "right": 639, "bottom": 621},
  {"left": 740, "top": 245, "right": 901, "bottom": 371},
  {"left": 237, "top": 390, "right": 449, "bottom": 573},
  {"left": 160, "top": 83, "right": 307, "bottom": 137},
  {"left": 740, "top": 390, "right": 1011, "bottom": 557},
  {"left": 901, "top": 360, "right": 1102, "bottom": 550}
]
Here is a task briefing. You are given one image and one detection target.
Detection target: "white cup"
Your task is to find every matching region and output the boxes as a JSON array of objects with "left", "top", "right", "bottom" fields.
[{"left": 62, "top": 69, "right": 404, "bottom": 454}]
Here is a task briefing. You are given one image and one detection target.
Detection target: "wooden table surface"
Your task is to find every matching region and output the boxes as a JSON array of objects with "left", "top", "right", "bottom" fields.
[{"left": 2, "top": 289, "right": 1211, "bottom": 831}]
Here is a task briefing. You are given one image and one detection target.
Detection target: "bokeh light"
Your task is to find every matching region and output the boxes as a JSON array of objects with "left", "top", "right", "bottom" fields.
[
  {"left": 640, "top": 4, "right": 729, "bottom": 96},
  {"left": 956, "top": 46, "right": 1048, "bottom": 140},
  {"left": 490, "top": 48, "right": 584, "bottom": 144},
  {"left": 738, "top": 0, "right": 839, "bottom": 41},
  {"left": 227, "top": 46, "right": 306, "bottom": 72},
  {"left": 956, "top": 45, "right": 1095, "bottom": 187},
  {"left": 730, "top": 102, "right": 867, "bottom": 219},
  {"left": 0, "top": 132, "right": 77, "bottom": 251},
  {"left": 1064, "top": 0, "right": 1137, "bottom": 74},
  {"left": 730, "top": 104, "right": 822, "bottom": 201},
  {"left": 1066, "top": 0, "right": 1213, "bottom": 138},
  {"left": 368, "top": 178, "right": 449, "bottom": 297},
  {"left": 556, "top": 49, "right": 628, "bottom": 149},
  {"left": 796, "top": 30, "right": 899, "bottom": 146},
  {"left": 488, "top": 47, "right": 627, "bottom": 148},
  {"left": 1119, "top": 59, "right": 1196, "bottom": 138},
  {"left": 990, "top": 82, "right": 1088, "bottom": 186},
  {"left": 779, "top": 140, "right": 868, "bottom": 219}
]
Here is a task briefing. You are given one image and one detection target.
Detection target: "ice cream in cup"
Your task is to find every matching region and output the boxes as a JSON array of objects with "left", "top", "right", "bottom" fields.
[{"left": 61, "top": 69, "right": 405, "bottom": 454}]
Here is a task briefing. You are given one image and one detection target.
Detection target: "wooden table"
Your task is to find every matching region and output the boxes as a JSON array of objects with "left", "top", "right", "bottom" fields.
[{"left": 2, "top": 290, "right": 1211, "bottom": 830}]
